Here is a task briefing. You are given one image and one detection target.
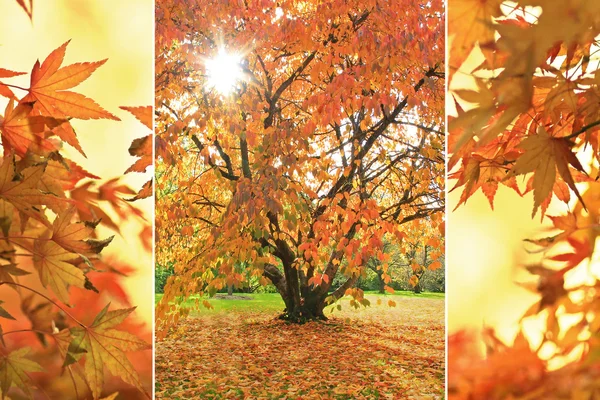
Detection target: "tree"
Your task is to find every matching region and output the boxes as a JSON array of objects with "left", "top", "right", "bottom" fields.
[
  {"left": 449, "top": 0, "right": 600, "bottom": 397},
  {"left": 155, "top": 0, "right": 444, "bottom": 329},
  {"left": 0, "top": 3, "right": 152, "bottom": 399},
  {"left": 364, "top": 222, "right": 444, "bottom": 293}
]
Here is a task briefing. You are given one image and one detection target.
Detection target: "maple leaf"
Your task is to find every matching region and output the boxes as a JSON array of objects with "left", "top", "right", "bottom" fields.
[
  {"left": 0, "top": 347, "right": 43, "bottom": 398},
  {"left": 120, "top": 106, "right": 152, "bottom": 130},
  {"left": 51, "top": 205, "right": 113, "bottom": 255},
  {"left": 0, "top": 99, "right": 62, "bottom": 157},
  {"left": 65, "top": 304, "right": 151, "bottom": 399},
  {"left": 0, "top": 263, "right": 27, "bottom": 286},
  {"left": 507, "top": 128, "right": 586, "bottom": 217},
  {"left": 20, "top": 294, "right": 68, "bottom": 345},
  {"left": 21, "top": 41, "right": 120, "bottom": 156},
  {"left": 0, "top": 156, "right": 64, "bottom": 227},
  {"left": 448, "top": 0, "right": 503, "bottom": 76},
  {"left": 127, "top": 179, "right": 152, "bottom": 201},
  {"left": 32, "top": 232, "right": 86, "bottom": 304},
  {"left": 125, "top": 134, "right": 152, "bottom": 174},
  {"left": 14, "top": 0, "right": 33, "bottom": 21},
  {"left": 0, "top": 68, "right": 26, "bottom": 99},
  {"left": 43, "top": 157, "right": 100, "bottom": 192},
  {"left": 0, "top": 300, "right": 15, "bottom": 320}
]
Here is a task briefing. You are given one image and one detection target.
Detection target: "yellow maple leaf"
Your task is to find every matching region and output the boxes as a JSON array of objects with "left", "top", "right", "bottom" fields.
[{"left": 65, "top": 304, "right": 151, "bottom": 399}]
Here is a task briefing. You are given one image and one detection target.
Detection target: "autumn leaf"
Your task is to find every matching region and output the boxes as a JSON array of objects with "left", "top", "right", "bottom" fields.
[
  {"left": 0, "top": 156, "right": 62, "bottom": 227},
  {"left": 0, "top": 263, "right": 27, "bottom": 286},
  {"left": 21, "top": 41, "right": 120, "bottom": 155},
  {"left": 43, "top": 157, "right": 100, "bottom": 192},
  {"left": 448, "top": 0, "right": 503, "bottom": 76},
  {"left": 0, "top": 99, "right": 61, "bottom": 157},
  {"left": 32, "top": 232, "right": 86, "bottom": 304},
  {"left": 125, "top": 134, "right": 152, "bottom": 174},
  {"left": 0, "top": 300, "right": 15, "bottom": 320},
  {"left": 0, "top": 69, "right": 26, "bottom": 99},
  {"left": 51, "top": 205, "right": 113, "bottom": 255},
  {"left": 66, "top": 304, "right": 150, "bottom": 399},
  {"left": 14, "top": 0, "right": 33, "bottom": 21},
  {"left": 508, "top": 128, "right": 586, "bottom": 217},
  {"left": 127, "top": 178, "right": 152, "bottom": 202},
  {"left": 0, "top": 347, "right": 43, "bottom": 398},
  {"left": 120, "top": 106, "right": 152, "bottom": 130}
]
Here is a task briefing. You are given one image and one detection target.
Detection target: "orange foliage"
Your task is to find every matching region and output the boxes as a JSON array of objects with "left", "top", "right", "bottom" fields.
[
  {"left": 449, "top": 1, "right": 600, "bottom": 398},
  {"left": 0, "top": 5, "right": 152, "bottom": 399},
  {"left": 155, "top": 0, "right": 445, "bottom": 333}
]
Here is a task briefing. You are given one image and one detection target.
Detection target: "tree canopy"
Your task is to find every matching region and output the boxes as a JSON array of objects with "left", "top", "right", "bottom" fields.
[{"left": 155, "top": 0, "right": 445, "bottom": 333}]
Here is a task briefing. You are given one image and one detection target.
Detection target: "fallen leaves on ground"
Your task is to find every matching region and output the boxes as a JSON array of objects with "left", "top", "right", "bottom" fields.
[{"left": 155, "top": 296, "right": 444, "bottom": 399}]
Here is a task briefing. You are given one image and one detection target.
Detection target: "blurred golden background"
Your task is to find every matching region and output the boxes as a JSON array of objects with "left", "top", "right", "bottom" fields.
[
  {"left": 0, "top": 0, "right": 153, "bottom": 396},
  {"left": 447, "top": 47, "right": 599, "bottom": 365},
  {"left": 0, "top": 0, "right": 153, "bottom": 325}
]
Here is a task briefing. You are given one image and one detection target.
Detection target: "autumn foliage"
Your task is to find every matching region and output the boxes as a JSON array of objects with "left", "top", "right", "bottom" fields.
[
  {"left": 0, "top": 4, "right": 152, "bottom": 398},
  {"left": 449, "top": 0, "right": 600, "bottom": 398},
  {"left": 155, "top": 0, "right": 444, "bottom": 333}
]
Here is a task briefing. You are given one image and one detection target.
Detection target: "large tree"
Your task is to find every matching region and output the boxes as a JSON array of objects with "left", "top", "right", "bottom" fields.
[{"left": 155, "top": 0, "right": 444, "bottom": 329}]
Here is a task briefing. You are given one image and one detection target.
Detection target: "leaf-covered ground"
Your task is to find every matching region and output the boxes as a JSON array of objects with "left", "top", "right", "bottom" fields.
[{"left": 155, "top": 294, "right": 444, "bottom": 399}]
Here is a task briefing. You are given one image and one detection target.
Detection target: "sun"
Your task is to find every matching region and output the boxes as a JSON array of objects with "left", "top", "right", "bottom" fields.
[{"left": 205, "top": 48, "right": 243, "bottom": 96}]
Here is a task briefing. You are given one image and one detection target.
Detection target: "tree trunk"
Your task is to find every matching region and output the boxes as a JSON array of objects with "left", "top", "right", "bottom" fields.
[
  {"left": 262, "top": 263, "right": 328, "bottom": 323},
  {"left": 413, "top": 280, "right": 422, "bottom": 294},
  {"left": 227, "top": 284, "right": 233, "bottom": 296},
  {"left": 378, "top": 272, "right": 385, "bottom": 294}
]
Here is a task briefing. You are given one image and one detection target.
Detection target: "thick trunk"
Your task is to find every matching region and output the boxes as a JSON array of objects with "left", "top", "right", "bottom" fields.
[
  {"left": 280, "top": 259, "right": 327, "bottom": 322},
  {"left": 262, "top": 263, "right": 328, "bottom": 322},
  {"left": 279, "top": 290, "right": 327, "bottom": 323},
  {"left": 413, "top": 281, "right": 422, "bottom": 294},
  {"left": 227, "top": 284, "right": 233, "bottom": 296},
  {"left": 378, "top": 274, "right": 385, "bottom": 294}
]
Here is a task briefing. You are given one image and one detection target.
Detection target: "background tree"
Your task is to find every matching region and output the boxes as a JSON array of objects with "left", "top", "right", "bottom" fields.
[
  {"left": 155, "top": 0, "right": 444, "bottom": 329},
  {"left": 449, "top": 0, "right": 600, "bottom": 397}
]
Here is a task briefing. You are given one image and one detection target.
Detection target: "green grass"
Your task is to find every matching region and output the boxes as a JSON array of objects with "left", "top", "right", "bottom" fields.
[{"left": 155, "top": 290, "right": 444, "bottom": 315}]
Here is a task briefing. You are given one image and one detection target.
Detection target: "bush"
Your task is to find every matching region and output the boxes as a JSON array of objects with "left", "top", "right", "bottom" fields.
[{"left": 155, "top": 263, "right": 174, "bottom": 293}]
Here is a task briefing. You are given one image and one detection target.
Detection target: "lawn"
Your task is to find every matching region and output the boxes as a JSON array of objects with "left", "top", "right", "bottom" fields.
[
  {"left": 155, "top": 291, "right": 445, "bottom": 399},
  {"left": 154, "top": 290, "right": 444, "bottom": 315}
]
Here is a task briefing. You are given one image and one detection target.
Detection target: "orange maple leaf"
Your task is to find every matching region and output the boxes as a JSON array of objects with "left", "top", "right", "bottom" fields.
[
  {"left": 508, "top": 128, "right": 586, "bottom": 216},
  {"left": 120, "top": 106, "right": 152, "bottom": 130},
  {"left": 51, "top": 205, "right": 113, "bottom": 255},
  {"left": 0, "top": 99, "right": 60, "bottom": 157},
  {"left": 125, "top": 134, "right": 152, "bottom": 174},
  {"left": 0, "top": 68, "right": 26, "bottom": 99},
  {"left": 21, "top": 41, "right": 120, "bottom": 156}
]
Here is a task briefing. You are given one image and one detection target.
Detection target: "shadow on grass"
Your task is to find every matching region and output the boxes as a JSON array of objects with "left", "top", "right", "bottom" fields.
[{"left": 155, "top": 296, "right": 444, "bottom": 399}]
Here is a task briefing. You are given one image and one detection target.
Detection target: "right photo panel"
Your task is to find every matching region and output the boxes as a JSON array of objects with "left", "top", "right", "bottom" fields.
[{"left": 448, "top": 1, "right": 600, "bottom": 398}]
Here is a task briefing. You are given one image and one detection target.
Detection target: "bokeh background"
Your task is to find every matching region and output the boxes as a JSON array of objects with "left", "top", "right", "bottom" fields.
[
  {"left": 0, "top": 0, "right": 153, "bottom": 397},
  {"left": 447, "top": 46, "right": 600, "bottom": 368}
]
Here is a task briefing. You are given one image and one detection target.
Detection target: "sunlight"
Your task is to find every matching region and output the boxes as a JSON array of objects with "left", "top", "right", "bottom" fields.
[{"left": 205, "top": 48, "right": 243, "bottom": 96}]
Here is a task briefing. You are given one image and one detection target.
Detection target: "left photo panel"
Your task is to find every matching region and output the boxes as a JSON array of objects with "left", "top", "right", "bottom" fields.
[{"left": 0, "top": 1, "right": 153, "bottom": 399}]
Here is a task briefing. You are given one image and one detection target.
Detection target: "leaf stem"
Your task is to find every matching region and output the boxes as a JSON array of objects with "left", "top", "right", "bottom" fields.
[
  {"left": 0, "top": 281, "right": 85, "bottom": 327},
  {"left": 3, "top": 83, "right": 28, "bottom": 92},
  {"left": 564, "top": 119, "right": 600, "bottom": 139},
  {"left": 2, "top": 328, "right": 49, "bottom": 336}
]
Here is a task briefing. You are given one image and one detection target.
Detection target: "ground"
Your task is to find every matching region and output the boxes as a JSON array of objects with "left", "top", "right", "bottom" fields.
[{"left": 155, "top": 291, "right": 444, "bottom": 399}]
